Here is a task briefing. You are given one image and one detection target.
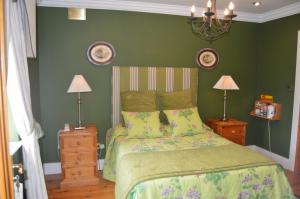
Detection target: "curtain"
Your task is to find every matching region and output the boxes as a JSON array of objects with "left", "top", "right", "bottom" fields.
[
  {"left": 23, "top": 0, "right": 36, "bottom": 57},
  {"left": 6, "top": 0, "right": 47, "bottom": 198}
]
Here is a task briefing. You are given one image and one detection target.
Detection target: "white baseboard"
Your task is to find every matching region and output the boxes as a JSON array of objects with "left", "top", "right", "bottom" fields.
[
  {"left": 43, "top": 146, "right": 291, "bottom": 175},
  {"left": 246, "top": 145, "right": 291, "bottom": 169},
  {"left": 43, "top": 162, "right": 61, "bottom": 175},
  {"left": 98, "top": 159, "right": 104, "bottom": 171},
  {"left": 43, "top": 159, "right": 105, "bottom": 175}
]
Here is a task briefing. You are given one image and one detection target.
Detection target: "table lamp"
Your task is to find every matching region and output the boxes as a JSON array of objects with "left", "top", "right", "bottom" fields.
[
  {"left": 213, "top": 75, "right": 239, "bottom": 121},
  {"left": 67, "top": 75, "right": 92, "bottom": 129}
]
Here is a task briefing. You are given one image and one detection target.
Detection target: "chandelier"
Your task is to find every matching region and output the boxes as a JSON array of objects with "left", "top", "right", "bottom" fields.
[{"left": 188, "top": 0, "right": 237, "bottom": 41}]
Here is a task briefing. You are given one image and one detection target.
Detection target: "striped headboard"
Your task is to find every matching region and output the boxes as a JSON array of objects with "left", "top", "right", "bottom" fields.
[{"left": 112, "top": 66, "right": 198, "bottom": 127}]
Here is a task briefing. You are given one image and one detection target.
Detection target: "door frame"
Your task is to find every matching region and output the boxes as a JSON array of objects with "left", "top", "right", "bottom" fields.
[
  {"left": 290, "top": 31, "right": 300, "bottom": 171},
  {"left": 0, "top": 0, "right": 14, "bottom": 198}
]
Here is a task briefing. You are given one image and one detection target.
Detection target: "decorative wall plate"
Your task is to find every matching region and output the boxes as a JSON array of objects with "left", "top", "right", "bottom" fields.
[
  {"left": 87, "top": 41, "right": 115, "bottom": 65},
  {"left": 196, "top": 48, "right": 219, "bottom": 70}
]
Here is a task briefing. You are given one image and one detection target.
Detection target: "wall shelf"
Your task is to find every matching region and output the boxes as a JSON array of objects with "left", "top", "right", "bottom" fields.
[
  {"left": 250, "top": 111, "right": 280, "bottom": 121},
  {"left": 250, "top": 99, "right": 282, "bottom": 152},
  {"left": 250, "top": 100, "right": 281, "bottom": 121}
]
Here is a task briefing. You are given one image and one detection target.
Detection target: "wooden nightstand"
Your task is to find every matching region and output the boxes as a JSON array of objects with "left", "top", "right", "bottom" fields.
[
  {"left": 206, "top": 118, "right": 247, "bottom": 146},
  {"left": 59, "top": 124, "right": 99, "bottom": 188}
]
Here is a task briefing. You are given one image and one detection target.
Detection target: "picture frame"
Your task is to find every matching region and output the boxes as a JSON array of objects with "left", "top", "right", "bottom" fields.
[
  {"left": 87, "top": 41, "right": 116, "bottom": 65},
  {"left": 196, "top": 48, "right": 219, "bottom": 70}
]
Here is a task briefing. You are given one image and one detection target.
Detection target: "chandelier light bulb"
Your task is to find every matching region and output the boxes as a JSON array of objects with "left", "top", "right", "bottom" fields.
[
  {"left": 191, "top": 5, "right": 195, "bottom": 14},
  {"left": 253, "top": 1, "right": 261, "bottom": 6},
  {"left": 207, "top": 0, "right": 212, "bottom": 8},
  {"left": 229, "top": 2, "right": 235, "bottom": 10},
  {"left": 224, "top": 8, "right": 229, "bottom": 16},
  {"left": 202, "top": 10, "right": 205, "bottom": 17}
]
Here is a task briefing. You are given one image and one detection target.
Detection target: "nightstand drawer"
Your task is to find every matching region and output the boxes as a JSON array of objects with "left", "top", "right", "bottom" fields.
[
  {"left": 226, "top": 135, "right": 244, "bottom": 145},
  {"left": 206, "top": 118, "right": 247, "bottom": 146},
  {"left": 61, "top": 135, "right": 95, "bottom": 149},
  {"left": 61, "top": 151, "right": 96, "bottom": 166},
  {"left": 64, "top": 166, "right": 96, "bottom": 179},
  {"left": 221, "top": 126, "right": 245, "bottom": 137}
]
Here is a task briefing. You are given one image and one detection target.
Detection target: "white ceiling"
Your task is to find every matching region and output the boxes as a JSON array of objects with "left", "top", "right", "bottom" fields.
[
  {"left": 127, "top": 0, "right": 299, "bottom": 14},
  {"left": 38, "top": 0, "right": 300, "bottom": 23}
]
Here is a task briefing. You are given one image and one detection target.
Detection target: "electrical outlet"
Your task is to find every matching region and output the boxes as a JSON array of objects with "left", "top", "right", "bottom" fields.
[
  {"left": 14, "top": 182, "right": 23, "bottom": 199},
  {"left": 100, "top": 144, "right": 105, "bottom": 149}
]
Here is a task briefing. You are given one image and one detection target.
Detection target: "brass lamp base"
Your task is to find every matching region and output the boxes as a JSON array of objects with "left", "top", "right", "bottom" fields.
[
  {"left": 74, "top": 92, "right": 86, "bottom": 131},
  {"left": 219, "top": 117, "right": 229, "bottom": 122},
  {"left": 74, "top": 126, "right": 86, "bottom": 130}
]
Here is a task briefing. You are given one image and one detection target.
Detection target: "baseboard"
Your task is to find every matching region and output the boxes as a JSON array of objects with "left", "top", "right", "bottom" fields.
[
  {"left": 43, "top": 162, "right": 61, "bottom": 175},
  {"left": 43, "top": 146, "right": 291, "bottom": 175},
  {"left": 246, "top": 145, "right": 291, "bottom": 169},
  {"left": 43, "top": 159, "right": 105, "bottom": 175},
  {"left": 98, "top": 159, "right": 104, "bottom": 171}
]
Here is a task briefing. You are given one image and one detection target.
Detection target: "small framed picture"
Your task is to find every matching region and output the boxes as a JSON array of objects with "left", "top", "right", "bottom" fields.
[
  {"left": 87, "top": 41, "right": 116, "bottom": 65},
  {"left": 196, "top": 48, "right": 219, "bottom": 70}
]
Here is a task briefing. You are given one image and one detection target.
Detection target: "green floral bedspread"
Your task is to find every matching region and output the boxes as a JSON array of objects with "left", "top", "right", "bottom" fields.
[
  {"left": 103, "top": 124, "right": 294, "bottom": 199},
  {"left": 128, "top": 164, "right": 293, "bottom": 199}
]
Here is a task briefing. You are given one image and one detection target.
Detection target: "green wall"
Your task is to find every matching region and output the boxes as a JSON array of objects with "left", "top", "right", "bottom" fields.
[
  {"left": 254, "top": 14, "right": 300, "bottom": 157},
  {"left": 34, "top": 7, "right": 289, "bottom": 163},
  {"left": 28, "top": 58, "right": 41, "bottom": 121}
]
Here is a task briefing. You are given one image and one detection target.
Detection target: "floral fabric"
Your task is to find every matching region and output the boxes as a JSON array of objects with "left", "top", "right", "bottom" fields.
[
  {"left": 128, "top": 165, "right": 294, "bottom": 199},
  {"left": 103, "top": 125, "right": 230, "bottom": 182},
  {"left": 164, "top": 107, "right": 204, "bottom": 136},
  {"left": 122, "top": 111, "right": 163, "bottom": 138}
]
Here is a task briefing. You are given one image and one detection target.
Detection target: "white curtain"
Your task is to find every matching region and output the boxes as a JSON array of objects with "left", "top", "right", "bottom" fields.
[
  {"left": 6, "top": 0, "right": 47, "bottom": 198},
  {"left": 23, "top": 0, "right": 37, "bottom": 57}
]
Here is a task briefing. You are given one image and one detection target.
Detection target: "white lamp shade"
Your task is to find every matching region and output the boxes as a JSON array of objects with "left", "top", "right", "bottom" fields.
[
  {"left": 213, "top": 75, "right": 239, "bottom": 90},
  {"left": 67, "top": 75, "right": 92, "bottom": 93}
]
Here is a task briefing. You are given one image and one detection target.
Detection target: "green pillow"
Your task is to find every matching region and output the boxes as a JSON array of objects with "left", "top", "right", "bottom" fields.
[
  {"left": 121, "top": 91, "right": 157, "bottom": 112},
  {"left": 158, "top": 90, "right": 194, "bottom": 110},
  {"left": 163, "top": 107, "right": 204, "bottom": 136},
  {"left": 122, "top": 111, "right": 163, "bottom": 138}
]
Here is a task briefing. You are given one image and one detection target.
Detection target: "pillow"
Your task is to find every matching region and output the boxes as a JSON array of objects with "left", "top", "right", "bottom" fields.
[
  {"left": 157, "top": 89, "right": 194, "bottom": 110},
  {"left": 111, "top": 123, "right": 128, "bottom": 137},
  {"left": 121, "top": 91, "right": 157, "bottom": 112},
  {"left": 122, "top": 111, "right": 163, "bottom": 138},
  {"left": 163, "top": 107, "right": 204, "bottom": 136}
]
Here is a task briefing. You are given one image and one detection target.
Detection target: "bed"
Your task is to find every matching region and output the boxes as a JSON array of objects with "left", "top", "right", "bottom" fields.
[{"left": 103, "top": 66, "right": 294, "bottom": 199}]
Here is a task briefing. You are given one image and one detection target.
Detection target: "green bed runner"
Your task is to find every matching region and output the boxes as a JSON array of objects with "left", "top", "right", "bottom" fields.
[{"left": 116, "top": 144, "right": 276, "bottom": 199}]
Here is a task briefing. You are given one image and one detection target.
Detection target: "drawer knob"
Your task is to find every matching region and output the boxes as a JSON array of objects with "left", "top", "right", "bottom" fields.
[
  {"left": 231, "top": 130, "right": 236, "bottom": 133},
  {"left": 77, "top": 141, "right": 81, "bottom": 146}
]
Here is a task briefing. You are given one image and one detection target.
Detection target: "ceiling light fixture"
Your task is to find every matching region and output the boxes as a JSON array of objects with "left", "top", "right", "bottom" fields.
[
  {"left": 68, "top": 8, "right": 86, "bottom": 20},
  {"left": 188, "top": 0, "right": 237, "bottom": 42},
  {"left": 253, "top": 1, "right": 261, "bottom": 7}
]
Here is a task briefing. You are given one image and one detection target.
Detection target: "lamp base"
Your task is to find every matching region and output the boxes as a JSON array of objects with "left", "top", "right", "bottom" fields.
[
  {"left": 74, "top": 126, "right": 86, "bottom": 130},
  {"left": 219, "top": 117, "right": 229, "bottom": 122}
]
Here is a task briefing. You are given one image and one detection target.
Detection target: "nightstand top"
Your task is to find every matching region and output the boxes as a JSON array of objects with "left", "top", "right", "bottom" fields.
[
  {"left": 60, "top": 124, "right": 97, "bottom": 135},
  {"left": 206, "top": 118, "right": 247, "bottom": 126}
]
